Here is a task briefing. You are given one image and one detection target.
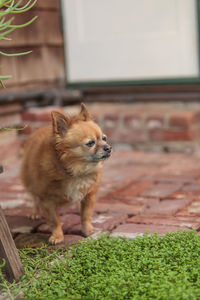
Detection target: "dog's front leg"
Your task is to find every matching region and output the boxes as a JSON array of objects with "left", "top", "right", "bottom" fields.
[
  {"left": 41, "top": 201, "right": 64, "bottom": 244},
  {"left": 81, "top": 192, "right": 97, "bottom": 236}
]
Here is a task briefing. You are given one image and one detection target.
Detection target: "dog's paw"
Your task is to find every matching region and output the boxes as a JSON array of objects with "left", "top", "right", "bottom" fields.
[
  {"left": 82, "top": 224, "right": 97, "bottom": 237},
  {"left": 49, "top": 233, "right": 64, "bottom": 245}
]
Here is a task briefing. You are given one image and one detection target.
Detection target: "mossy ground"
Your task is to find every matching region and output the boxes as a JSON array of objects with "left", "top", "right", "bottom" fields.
[{"left": 1, "top": 230, "right": 200, "bottom": 299}]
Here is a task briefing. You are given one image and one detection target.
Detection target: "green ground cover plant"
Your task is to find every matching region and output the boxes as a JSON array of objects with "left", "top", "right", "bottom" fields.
[{"left": 1, "top": 230, "right": 200, "bottom": 299}]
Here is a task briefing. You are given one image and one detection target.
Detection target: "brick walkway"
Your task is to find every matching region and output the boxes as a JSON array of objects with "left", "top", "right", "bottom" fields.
[{"left": 1, "top": 151, "right": 200, "bottom": 248}]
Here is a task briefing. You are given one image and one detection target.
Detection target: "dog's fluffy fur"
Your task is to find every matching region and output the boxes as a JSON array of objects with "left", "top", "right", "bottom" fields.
[{"left": 21, "top": 104, "right": 111, "bottom": 244}]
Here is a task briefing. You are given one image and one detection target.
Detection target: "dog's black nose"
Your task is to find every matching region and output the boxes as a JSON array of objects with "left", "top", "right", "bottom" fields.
[{"left": 103, "top": 145, "right": 112, "bottom": 153}]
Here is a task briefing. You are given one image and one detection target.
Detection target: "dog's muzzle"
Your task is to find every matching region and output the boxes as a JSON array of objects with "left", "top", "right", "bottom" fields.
[{"left": 91, "top": 145, "right": 112, "bottom": 162}]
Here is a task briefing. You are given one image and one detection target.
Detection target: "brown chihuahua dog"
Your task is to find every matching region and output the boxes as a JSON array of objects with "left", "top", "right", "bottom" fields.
[{"left": 21, "top": 103, "right": 112, "bottom": 244}]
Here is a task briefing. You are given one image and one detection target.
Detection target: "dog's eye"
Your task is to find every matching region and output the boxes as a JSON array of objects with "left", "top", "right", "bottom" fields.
[
  {"left": 86, "top": 140, "right": 95, "bottom": 147},
  {"left": 102, "top": 135, "right": 107, "bottom": 141}
]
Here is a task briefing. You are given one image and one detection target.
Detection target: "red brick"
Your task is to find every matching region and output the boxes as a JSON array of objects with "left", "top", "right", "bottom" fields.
[
  {"left": 121, "top": 197, "right": 159, "bottom": 207},
  {"left": 0, "top": 181, "right": 24, "bottom": 193},
  {"left": 112, "top": 223, "right": 188, "bottom": 235},
  {"left": 94, "top": 202, "right": 145, "bottom": 215},
  {"left": 104, "top": 129, "right": 147, "bottom": 143},
  {"left": 141, "top": 183, "right": 182, "bottom": 199},
  {"left": 0, "top": 104, "right": 22, "bottom": 116},
  {"left": 92, "top": 213, "right": 128, "bottom": 231},
  {"left": 98, "top": 171, "right": 142, "bottom": 199},
  {"left": 58, "top": 203, "right": 80, "bottom": 215},
  {"left": 123, "top": 114, "right": 143, "bottom": 129},
  {"left": 112, "top": 181, "right": 154, "bottom": 198},
  {"left": 145, "top": 116, "right": 165, "bottom": 129},
  {"left": 103, "top": 114, "right": 120, "bottom": 129},
  {"left": 36, "top": 111, "right": 55, "bottom": 122},
  {"left": 0, "top": 192, "right": 24, "bottom": 202},
  {"left": 0, "top": 113, "right": 21, "bottom": 128},
  {"left": 21, "top": 111, "right": 36, "bottom": 122},
  {"left": 0, "top": 131, "right": 20, "bottom": 146},
  {"left": 0, "top": 141, "right": 21, "bottom": 164},
  {"left": 0, "top": 193, "right": 26, "bottom": 209},
  {"left": 22, "top": 107, "right": 64, "bottom": 122},
  {"left": 149, "top": 129, "right": 197, "bottom": 141},
  {"left": 0, "top": 130, "right": 17, "bottom": 142},
  {"left": 177, "top": 201, "right": 200, "bottom": 216},
  {"left": 143, "top": 174, "right": 196, "bottom": 184},
  {"left": 169, "top": 112, "right": 199, "bottom": 129},
  {"left": 5, "top": 215, "right": 44, "bottom": 233},
  {"left": 127, "top": 214, "right": 200, "bottom": 229},
  {"left": 102, "top": 194, "right": 159, "bottom": 208},
  {"left": 144, "top": 198, "right": 192, "bottom": 215},
  {"left": 62, "top": 214, "right": 81, "bottom": 233},
  {"left": 0, "top": 188, "right": 31, "bottom": 209},
  {"left": 171, "top": 192, "right": 189, "bottom": 200},
  {"left": 0, "top": 162, "right": 21, "bottom": 179},
  {"left": 37, "top": 214, "right": 80, "bottom": 234},
  {"left": 100, "top": 167, "right": 147, "bottom": 193},
  {"left": 97, "top": 182, "right": 123, "bottom": 199},
  {"left": 121, "top": 197, "right": 159, "bottom": 208},
  {"left": 4, "top": 206, "right": 32, "bottom": 217},
  {"left": 67, "top": 223, "right": 82, "bottom": 235},
  {"left": 182, "top": 183, "right": 200, "bottom": 194},
  {"left": 90, "top": 113, "right": 100, "bottom": 124}
]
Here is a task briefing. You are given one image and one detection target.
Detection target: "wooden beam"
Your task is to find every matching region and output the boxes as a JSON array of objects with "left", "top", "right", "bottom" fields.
[
  {"left": 0, "top": 206, "right": 24, "bottom": 282},
  {"left": 0, "top": 88, "right": 82, "bottom": 106},
  {"left": 81, "top": 84, "right": 200, "bottom": 94}
]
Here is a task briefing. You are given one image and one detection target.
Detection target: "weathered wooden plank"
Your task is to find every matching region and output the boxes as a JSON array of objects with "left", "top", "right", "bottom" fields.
[
  {"left": 14, "top": 0, "right": 59, "bottom": 10},
  {"left": 41, "top": 46, "right": 65, "bottom": 81},
  {"left": 1, "top": 10, "right": 63, "bottom": 48},
  {"left": 0, "top": 207, "right": 24, "bottom": 282},
  {"left": 34, "top": 0, "right": 60, "bottom": 9},
  {"left": 0, "top": 55, "right": 18, "bottom": 86},
  {"left": 23, "top": 0, "right": 60, "bottom": 9},
  {"left": 7, "top": 46, "right": 65, "bottom": 85}
]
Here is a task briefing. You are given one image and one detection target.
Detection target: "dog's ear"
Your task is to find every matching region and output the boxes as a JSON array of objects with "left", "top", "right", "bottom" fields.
[
  {"left": 51, "top": 111, "right": 71, "bottom": 136},
  {"left": 78, "top": 103, "right": 91, "bottom": 121}
]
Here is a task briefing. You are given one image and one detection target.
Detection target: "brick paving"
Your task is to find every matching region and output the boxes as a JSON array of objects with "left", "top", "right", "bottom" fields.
[{"left": 1, "top": 150, "right": 200, "bottom": 248}]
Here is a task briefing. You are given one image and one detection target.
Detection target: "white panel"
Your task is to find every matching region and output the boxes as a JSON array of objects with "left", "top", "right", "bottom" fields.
[{"left": 62, "top": 0, "right": 199, "bottom": 83}]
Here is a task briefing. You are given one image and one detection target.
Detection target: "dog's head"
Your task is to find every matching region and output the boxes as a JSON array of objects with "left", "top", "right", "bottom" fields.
[{"left": 51, "top": 103, "right": 112, "bottom": 165}]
